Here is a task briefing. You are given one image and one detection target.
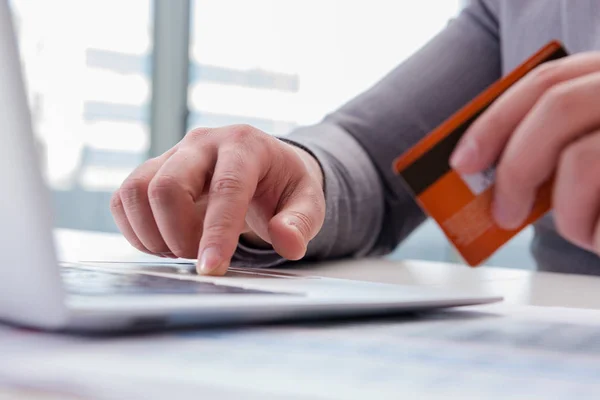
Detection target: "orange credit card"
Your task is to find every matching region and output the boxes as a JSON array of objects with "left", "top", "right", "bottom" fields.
[{"left": 392, "top": 41, "right": 568, "bottom": 266}]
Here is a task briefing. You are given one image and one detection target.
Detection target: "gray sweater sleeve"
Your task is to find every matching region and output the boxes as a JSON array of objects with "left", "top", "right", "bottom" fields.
[{"left": 232, "top": 0, "right": 502, "bottom": 268}]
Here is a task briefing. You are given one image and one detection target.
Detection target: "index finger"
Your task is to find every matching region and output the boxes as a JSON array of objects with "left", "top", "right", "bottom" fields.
[
  {"left": 450, "top": 52, "right": 600, "bottom": 173},
  {"left": 196, "top": 146, "right": 261, "bottom": 275}
]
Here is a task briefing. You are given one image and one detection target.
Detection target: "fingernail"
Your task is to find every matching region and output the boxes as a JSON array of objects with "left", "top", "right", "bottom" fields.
[
  {"left": 284, "top": 216, "right": 298, "bottom": 228},
  {"left": 450, "top": 139, "right": 478, "bottom": 170},
  {"left": 198, "top": 247, "right": 221, "bottom": 274},
  {"left": 284, "top": 217, "right": 304, "bottom": 238}
]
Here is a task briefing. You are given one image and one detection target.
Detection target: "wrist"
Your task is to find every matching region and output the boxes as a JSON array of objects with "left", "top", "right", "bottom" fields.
[{"left": 289, "top": 144, "right": 324, "bottom": 190}]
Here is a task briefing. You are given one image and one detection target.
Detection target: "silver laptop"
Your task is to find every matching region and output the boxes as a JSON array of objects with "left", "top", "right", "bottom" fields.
[{"left": 0, "top": 0, "right": 500, "bottom": 332}]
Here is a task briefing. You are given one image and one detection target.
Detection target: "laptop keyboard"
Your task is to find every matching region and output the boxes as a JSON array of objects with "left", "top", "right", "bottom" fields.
[{"left": 60, "top": 267, "right": 285, "bottom": 296}]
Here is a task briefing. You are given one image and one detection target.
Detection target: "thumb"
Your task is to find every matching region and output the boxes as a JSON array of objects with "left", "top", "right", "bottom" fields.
[{"left": 268, "top": 183, "right": 325, "bottom": 260}]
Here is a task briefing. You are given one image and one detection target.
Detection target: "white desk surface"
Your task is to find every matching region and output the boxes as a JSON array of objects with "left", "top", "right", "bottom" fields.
[{"left": 2, "top": 229, "right": 600, "bottom": 399}]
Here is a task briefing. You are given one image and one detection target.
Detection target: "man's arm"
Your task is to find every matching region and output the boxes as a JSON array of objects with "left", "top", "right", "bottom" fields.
[{"left": 235, "top": 0, "right": 503, "bottom": 266}]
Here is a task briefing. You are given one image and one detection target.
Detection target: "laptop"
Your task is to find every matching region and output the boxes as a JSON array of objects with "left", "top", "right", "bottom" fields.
[{"left": 0, "top": 0, "right": 501, "bottom": 332}]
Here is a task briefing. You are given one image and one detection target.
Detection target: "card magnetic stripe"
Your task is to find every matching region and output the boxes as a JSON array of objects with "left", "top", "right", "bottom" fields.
[{"left": 397, "top": 45, "right": 568, "bottom": 197}]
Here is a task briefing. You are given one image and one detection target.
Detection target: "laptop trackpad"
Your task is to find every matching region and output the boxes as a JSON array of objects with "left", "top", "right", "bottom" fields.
[
  {"left": 70, "top": 262, "right": 303, "bottom": 279},
  {"left": 60, "top": 266, "right": 294, "bottom": 296}
]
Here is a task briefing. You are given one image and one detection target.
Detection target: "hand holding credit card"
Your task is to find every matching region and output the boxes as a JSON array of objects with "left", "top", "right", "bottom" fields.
[{"left": 393, "top": 41, "right": 568, "bottom": 266}]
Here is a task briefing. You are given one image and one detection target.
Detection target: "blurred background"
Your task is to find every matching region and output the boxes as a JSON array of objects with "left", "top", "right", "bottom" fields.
[{"left": 8, "top": 0, "right": 536, "bottom": 269}]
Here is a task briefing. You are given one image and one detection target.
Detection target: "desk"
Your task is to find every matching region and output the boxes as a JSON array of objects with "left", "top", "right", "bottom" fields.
[{"left": 3, "top": 229, "right": 600, "bottom": 399}]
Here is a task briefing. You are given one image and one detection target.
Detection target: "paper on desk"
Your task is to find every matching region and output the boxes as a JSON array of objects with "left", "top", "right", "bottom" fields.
[{"left": 2, "top": 304, "right": 600, "bottom": 400}]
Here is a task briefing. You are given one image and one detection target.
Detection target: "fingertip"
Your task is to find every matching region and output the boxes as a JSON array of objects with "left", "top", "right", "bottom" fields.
[
  {"left": 268, "top": 216, "right": 307, "bottom": 260},
  {"left": 196, "top": 263, "right": 229, "bottom": 276},
  {"left": 196, "top": 262, "right": 229, "bottom": 276},
  {"left": 450, "top": 138, "right": 480, "bottom": 173},
  {"left": 196, "top": 246, "right": 222, "bottom": 275},
  {"left": 491, "top": 196, "right": 530, "bottom": 231}
]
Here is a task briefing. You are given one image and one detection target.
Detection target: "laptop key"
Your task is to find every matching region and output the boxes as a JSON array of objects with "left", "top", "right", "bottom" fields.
[{"left": 60, "top": 267, "right": 286, "bottom": 296}]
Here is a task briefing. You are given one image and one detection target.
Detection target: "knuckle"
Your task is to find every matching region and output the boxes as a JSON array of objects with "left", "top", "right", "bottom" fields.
[
  {"left": 477, "top": 111, "right": 503, "bottom": 133},
  {"left": 109, "top": 191, "right": 123, "bottom": 211},
  {"left": 226, "top": 125, "right": 274, "bottom": 162},
  {"left": 210, "top": 173, "right": 245, "bottom": 196},
  {"left": 148, "top": 174, "right": 180, "bottom": 202},
  {"left": 540, "top": 83, "right": 577, "bottom": 115},
  {"left": 119, "top": 177, "right": 149, "bottom": 205},
  {"left": 184, "top": 127, "right": 212, "bottom": 142},
  {"left": 227, "top": 124, "right": 266, "bottom": 149},
  {"left": 228, "top": 124, "right": 255, "bottom": 140},
  {"left": 530, "top": 61, "right": 563, "bottom": 91},
  {"left": 204, "top": 216, "right": 237, "bottom": 241}
]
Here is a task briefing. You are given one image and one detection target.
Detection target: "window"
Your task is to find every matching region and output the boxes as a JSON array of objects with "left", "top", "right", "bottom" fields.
[
  {"left": 188, "top": 0, "right": 462, "bottom": 133},
  {"left": 11, "top": 0, "right": 152, "bottom": 232}
]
